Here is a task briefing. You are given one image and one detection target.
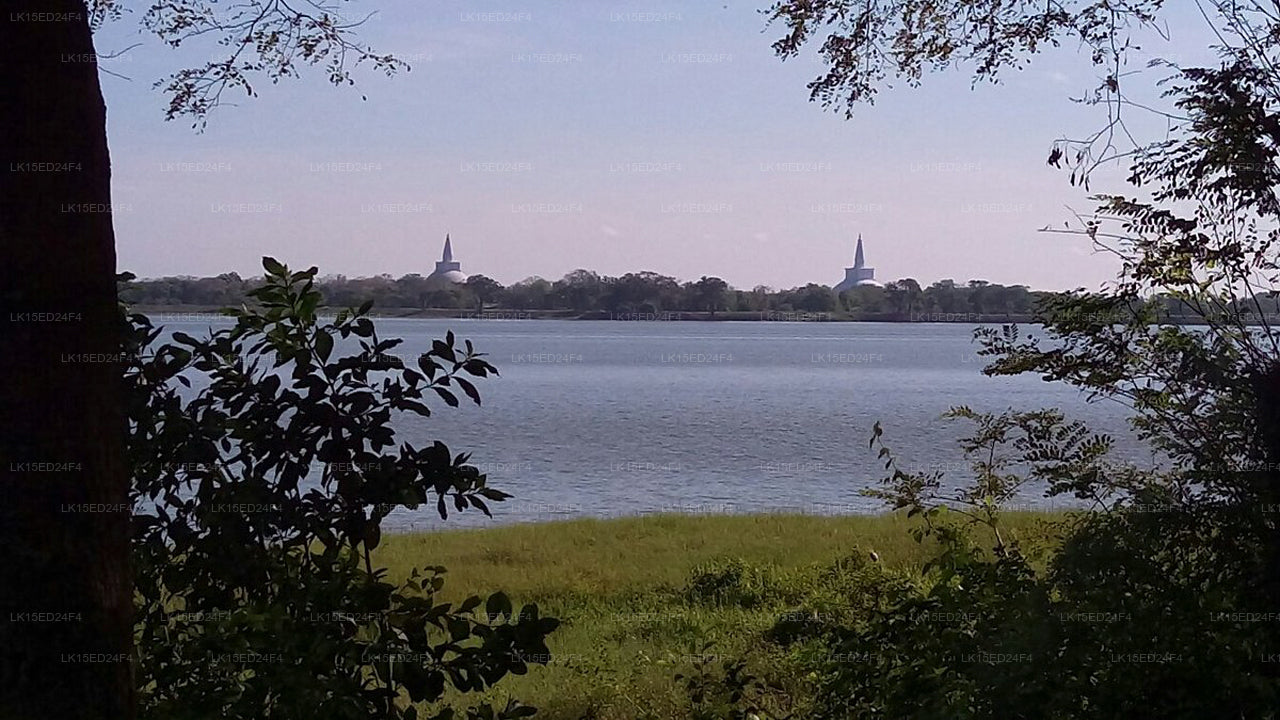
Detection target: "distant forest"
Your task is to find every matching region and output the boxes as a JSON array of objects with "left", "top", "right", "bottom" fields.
[{"left": 119, "top": 269, "right": 1280, "bottom": 321}]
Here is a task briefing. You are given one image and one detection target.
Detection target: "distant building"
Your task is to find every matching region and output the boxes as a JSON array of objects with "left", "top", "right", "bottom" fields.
[
  {"left": 427, "top": 234, "right": 468, "bottom": 285},
  {"left": 833, "top": 234, "right": 879, "bottom": 292}
]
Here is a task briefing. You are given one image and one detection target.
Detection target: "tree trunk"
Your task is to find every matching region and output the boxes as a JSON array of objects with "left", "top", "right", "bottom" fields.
[{"left": 0, "top": 2, "right": 134, "bottom": 718}]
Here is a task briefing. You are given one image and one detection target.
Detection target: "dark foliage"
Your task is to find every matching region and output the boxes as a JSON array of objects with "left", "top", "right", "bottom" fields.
[
  {"left": 118, "top": 270, "right": 1057, "bottom": 319},
  {"left": 123, "top": 258, "right": 557, "bottom": 719},
  {"left": 744, "top": 1, "right": 1280, "bottom": 718}
]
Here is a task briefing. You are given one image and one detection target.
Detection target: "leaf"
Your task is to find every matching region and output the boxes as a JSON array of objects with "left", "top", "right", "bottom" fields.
[
  {"left": 262, "top": 256, "right": 286, "bottom": 275},
  {"left": 485, "top": 591, "right": 512, "bottom": 621},
  {"left": 456, "top": 377, "right": 481, "bottom": 406},
  {"left": 352, "top": 318, "right": 374, "bottom": 338},
  {"left": 446, "top": 615, "right": 471, "bottom": 642},
  {"left": 315, "top": 331, "right": 334, "bottom": 362},
  {"left": 432, "top": 339, "right": 457, "bottom": 363},
  {"left": 478, "top": 487, "right": 512, "bottom": 501},
  {"left": 463, "top": 358, "right": 491, "bottom": 377},
  {"left": 417, "top": 354, "right": 439, "bottom": 379},
  {"left": 399, "top": 399, "right": 432, "bottom": 417},
  {"left": 434, "top": 387, "right": 459, "bottom": 407}
]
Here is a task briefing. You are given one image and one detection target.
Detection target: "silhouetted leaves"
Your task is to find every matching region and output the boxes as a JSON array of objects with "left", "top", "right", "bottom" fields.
[{"left": 123, "top": 258, "right": 555, "bottom": 719}]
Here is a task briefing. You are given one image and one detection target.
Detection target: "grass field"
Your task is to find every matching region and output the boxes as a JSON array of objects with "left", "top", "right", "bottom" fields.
[{"left": 373, "top": 511, "right": 1066, "bottom": 719}]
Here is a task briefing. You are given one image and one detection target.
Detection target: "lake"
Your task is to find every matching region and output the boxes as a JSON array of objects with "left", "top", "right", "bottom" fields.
[{"left": 160, "top": 317, "right": 1155, "bottom": 530}]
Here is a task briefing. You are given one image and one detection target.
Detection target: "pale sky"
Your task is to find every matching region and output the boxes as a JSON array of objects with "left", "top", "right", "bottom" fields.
[{"left": 94, "top": 1, "right": 1218, "bottom": 291}]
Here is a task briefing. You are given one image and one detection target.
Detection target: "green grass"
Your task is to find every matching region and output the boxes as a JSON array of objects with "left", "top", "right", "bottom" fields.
[{"left": 373, "top": 511, "right": 1066, "bottom": 719}]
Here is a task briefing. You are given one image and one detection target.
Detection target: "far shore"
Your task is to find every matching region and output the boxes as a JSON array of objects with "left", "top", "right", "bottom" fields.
[{"left": 130, "top": 304, "right": 1268, "bottom": 325}]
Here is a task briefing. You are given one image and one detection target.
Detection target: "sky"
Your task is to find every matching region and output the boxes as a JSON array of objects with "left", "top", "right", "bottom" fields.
[{"left": 93, "top": 1, "right": 1218, "bottom": 291}]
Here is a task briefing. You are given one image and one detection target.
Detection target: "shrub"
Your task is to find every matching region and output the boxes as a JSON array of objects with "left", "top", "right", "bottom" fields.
[
  {"left": 124, "top": 258, "right": 558, "bottom": 720},
  {"left": 683, "top": 559, "right": 789, "bottom": 609}
]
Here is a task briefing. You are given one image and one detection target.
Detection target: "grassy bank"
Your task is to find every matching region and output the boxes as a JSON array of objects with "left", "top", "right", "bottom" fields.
[{"left": 374, "top": 512, "right": 1066, "bottom": 719}]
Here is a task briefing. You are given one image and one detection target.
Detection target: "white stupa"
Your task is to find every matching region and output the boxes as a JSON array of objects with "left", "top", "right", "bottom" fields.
[
  {"left": 833, "top": 234, "right": 879, "bottom": 292},
  {"left": 427, "top": 234, "right": 467, "bottom": 284}
]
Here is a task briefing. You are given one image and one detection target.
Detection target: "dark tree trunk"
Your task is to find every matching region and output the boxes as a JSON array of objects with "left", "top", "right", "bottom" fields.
[
  {"left": 0, "top": 2, "right": 134, "bottom": 718},
  {"left": 1250, "top": 364, "right": 1280, "bottom": 616}
]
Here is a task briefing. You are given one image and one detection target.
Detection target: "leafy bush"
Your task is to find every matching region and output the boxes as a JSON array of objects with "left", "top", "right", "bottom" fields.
[
  {"left": 123, "top": 258, "right": 558, "bottom": 720},
  {"left": 674, "top": 643, "right": 792, "bottom": 720},
  {"left": 763, "top": 550, "right": 917, "bottom": 648},
  {"left": 764, "top": 427, "right": 1280, "bottom": 719},
  {"left": 683, "top": 559, "right": 793, "bottom": 609}
]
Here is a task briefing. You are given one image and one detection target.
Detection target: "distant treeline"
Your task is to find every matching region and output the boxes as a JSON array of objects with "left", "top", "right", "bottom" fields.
[{"left": 119, "top": 269, "right": 1280, "bottom": 321}]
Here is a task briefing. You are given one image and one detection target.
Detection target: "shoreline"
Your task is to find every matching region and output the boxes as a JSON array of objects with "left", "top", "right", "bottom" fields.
[
  {"left": 128, "top": 305, "right": 1025, "bottom": 322},
  {"left": 378, "top": 507, "right": 1081, "bottom": 536},
  {"left": 128, "top": 305, "right": 1253, "bottom": 325}
]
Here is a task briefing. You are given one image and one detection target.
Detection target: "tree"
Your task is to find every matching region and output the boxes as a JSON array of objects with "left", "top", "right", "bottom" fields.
[
  {"left": 742, "top": 286, "right": 773, "bottom": 312},
  {"left": 692, "top": 276, "right": 730, "bottom": 316},
  {"left": 884, "top": 279, "right": 928, "bottom": 318},
  {"left": 506, "top": 277, "right": 552, "bottom": 310},
  {"left": 1, "top": 2, "right": 406, "bottom": 716},
  {"left": 764, "top": 0, "right": 1280, "bottom": 715},
  {"left": 791, "top": 283, "right": 838, "bottom": 313},
  {"left": 606, "top": 271, "right": 681, "bottom": 313},
  {"left": 966, "top": 279, "right": 991, "bottom": 316},
  {"left": 881, "top": 281, "right": 905, "bottom": 316},
  {"left": 841, "top": 284, "right": 885, "bottom": 315},
  {"left": 897, "top": 278, "right": 923, "bottom": 318},
  {"left": 464, "top": 274, "right": 505, "bottom": 312},
  {"left": 924, "top": 278, "right": 960, "bottom": 314},
  {"left": 553, "top": 269, "right": 606, "bottom": 311},
  {"left": 1, "top": 3, "right": 133, "bottom": 717},
  {"left": 1001, "top": 284, "right": 1033, "bottom": 316},
  {"left": 766, "top": 0, "right": 1167, "bottom": 180}
]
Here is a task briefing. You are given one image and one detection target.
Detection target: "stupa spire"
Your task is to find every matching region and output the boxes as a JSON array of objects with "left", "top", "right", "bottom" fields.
[
  {"left": 834, "top": 233, "right": 877, "bottom": 292},
  {"left": 429, "top": 233, "right": 464, "bottom": 283}
]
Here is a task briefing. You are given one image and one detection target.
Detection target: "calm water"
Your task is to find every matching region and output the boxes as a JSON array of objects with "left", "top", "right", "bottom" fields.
[{"left": 161, "top": 318, "right": 1155, "bottom": 530}]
